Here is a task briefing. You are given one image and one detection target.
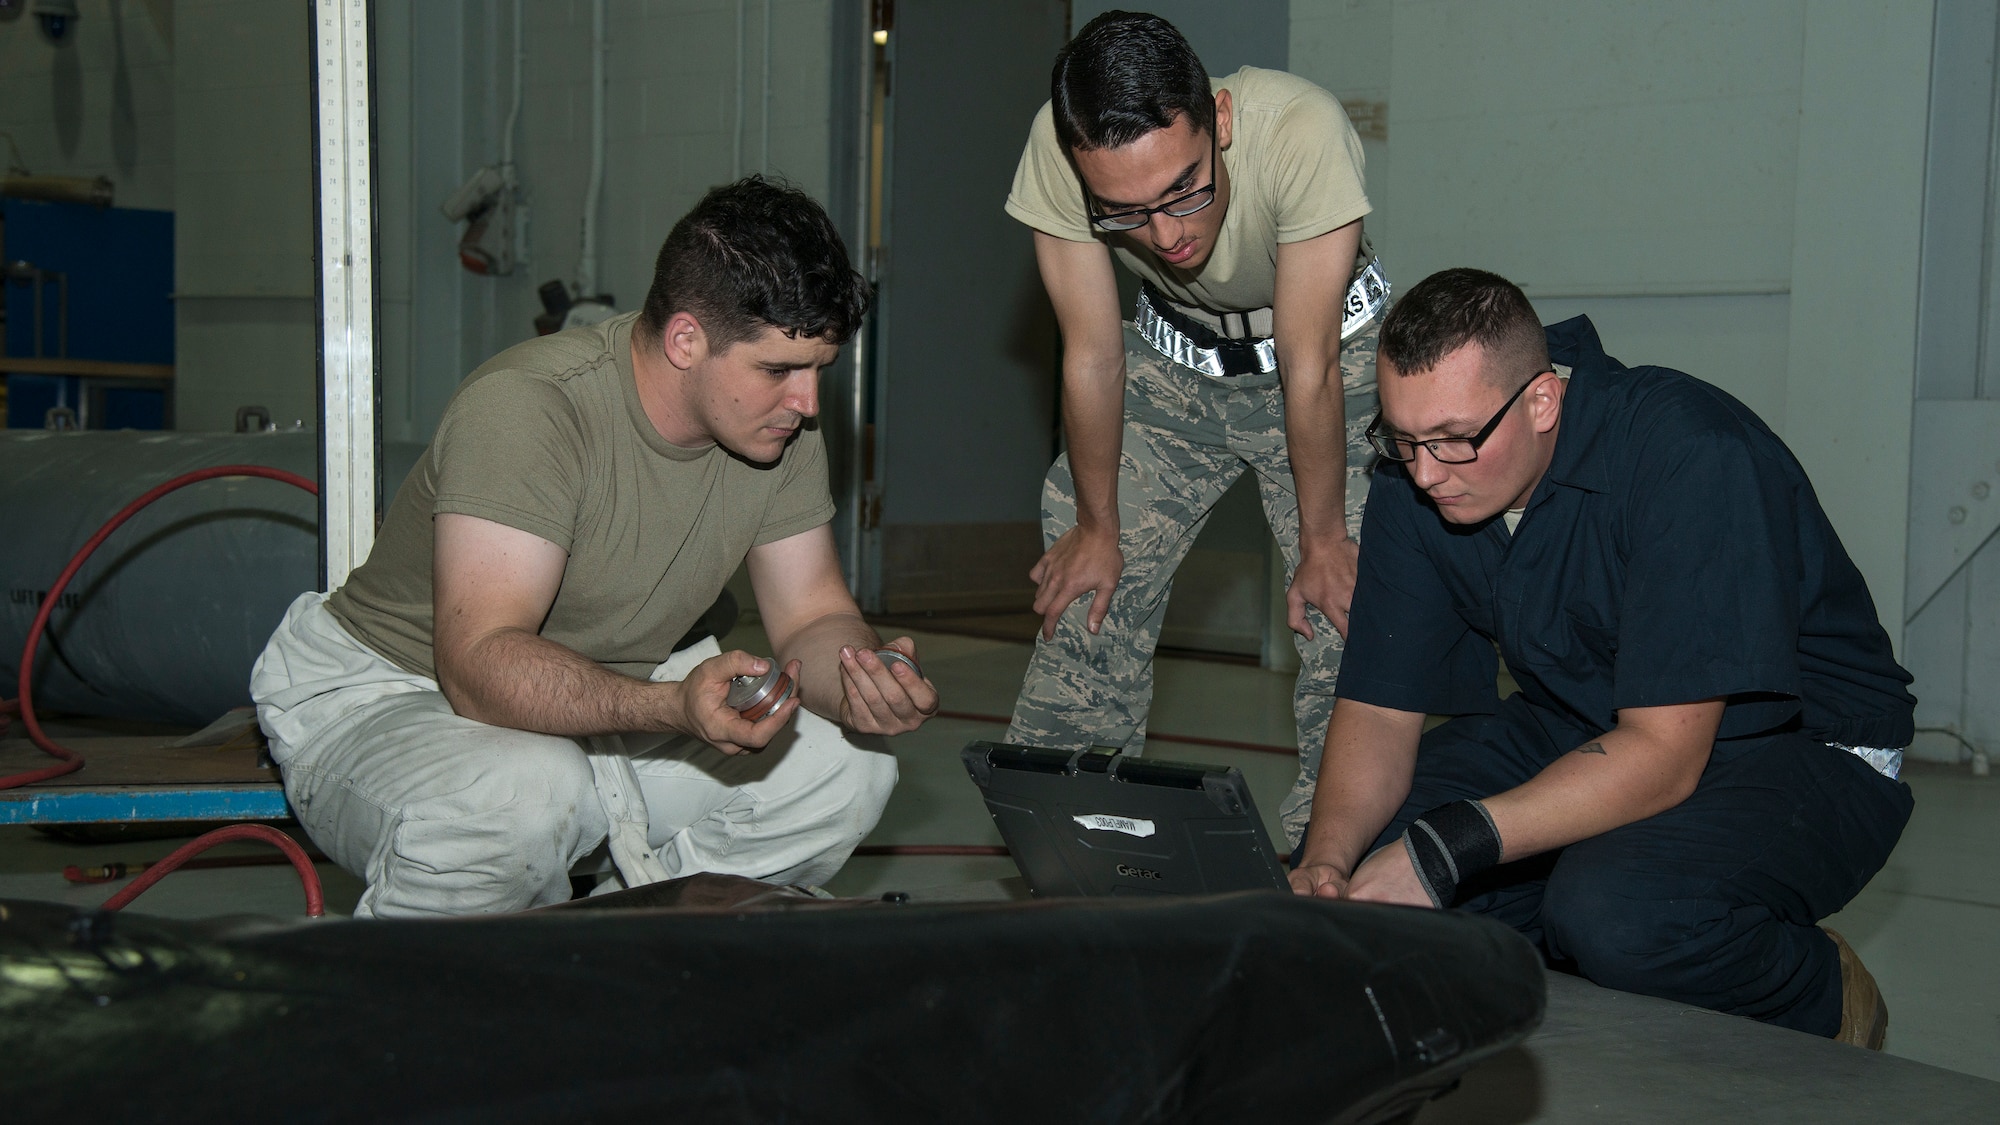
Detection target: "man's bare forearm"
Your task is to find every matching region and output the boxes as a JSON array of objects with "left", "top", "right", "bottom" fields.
[
  {"left": 1297, "top": 699, "right": 1425, "bottom": 874},
  {"left": 771, "top": 611, "right": 884, "bottom": 722},
  {"left": 442, "top": 627, "right": 683, "bottom": 737},
  {"left": 1269, "top": 220, "right": 1362, "bottom": 548},
  {"left": 1063, "top": 351, "right": 1128, "bottom": 534},
  {"left": 1479, "top": 699, "right": 1722, "bottom": 861},
  {"left": 1276, "top": 345, "right": 1348, "bottom": 545}
]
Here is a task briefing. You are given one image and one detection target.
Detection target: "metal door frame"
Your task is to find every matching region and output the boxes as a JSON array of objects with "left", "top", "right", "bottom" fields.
[{"left": 311, "top": 0, "right": 382, "bottom": 592}]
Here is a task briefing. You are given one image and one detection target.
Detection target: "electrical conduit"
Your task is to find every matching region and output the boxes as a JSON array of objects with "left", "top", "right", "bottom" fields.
[{"left": 577, "top": 0, "right": 606, "bottom": 300}]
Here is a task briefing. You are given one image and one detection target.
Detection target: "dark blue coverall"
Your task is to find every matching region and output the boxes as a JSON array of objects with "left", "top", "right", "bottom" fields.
[{"left": 1327, "top": 316, "right": 1915, "bottom": 1036}]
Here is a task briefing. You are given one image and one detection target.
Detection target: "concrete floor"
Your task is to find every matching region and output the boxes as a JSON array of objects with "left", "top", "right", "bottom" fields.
[{"left": 4, "top": 621, "right": 1997, "bottom": 1108}]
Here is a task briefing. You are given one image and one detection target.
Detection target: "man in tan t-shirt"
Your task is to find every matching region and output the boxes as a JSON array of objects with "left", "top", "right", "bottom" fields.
[
  {"left": 250, "top": 178, "right": 938, "bottom": 917},
  {"left": 1004, "top": 12, "right": 1390, "bottom": 845}
]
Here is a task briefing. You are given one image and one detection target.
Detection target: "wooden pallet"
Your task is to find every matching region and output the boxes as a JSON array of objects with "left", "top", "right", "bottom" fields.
[{"left": 0, "top": 726, "right": 289, "bottom": 825}]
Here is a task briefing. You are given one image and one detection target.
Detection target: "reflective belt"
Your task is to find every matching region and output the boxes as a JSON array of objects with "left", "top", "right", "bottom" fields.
[
  {"left": 1135, "top": 291, "right": 1277, "bottom": 377},
  {"left": 1134, "top": 257, "right": 1391, "bottom": 379},
  {"left": 1343, "top": 257, "right": 1391, "bottom": 341}
]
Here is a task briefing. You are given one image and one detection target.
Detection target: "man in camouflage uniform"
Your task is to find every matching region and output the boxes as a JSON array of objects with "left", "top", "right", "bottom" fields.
[{"left": 1002, "top": 12, "right": 1388, "bottom": 845}]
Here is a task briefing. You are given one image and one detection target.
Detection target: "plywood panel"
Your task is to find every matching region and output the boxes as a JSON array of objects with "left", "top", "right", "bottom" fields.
[{"left": 0, "top": 736, "right": 276, "bottom": 788}]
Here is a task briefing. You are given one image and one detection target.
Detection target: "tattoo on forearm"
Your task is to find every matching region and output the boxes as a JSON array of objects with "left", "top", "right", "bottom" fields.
[{"left": 1575, "top": 742, "right": 1607, "bottom": 756}]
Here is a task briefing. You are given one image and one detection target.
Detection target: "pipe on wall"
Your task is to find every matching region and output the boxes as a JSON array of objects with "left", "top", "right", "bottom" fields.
[
  {"left": 501, "top": 0, "right": 523, "bottom": 170},
  {"left": 577, "top": 0, "right": 606, "bottom": 299},
  {"left": 761, "top": 0, "right": 772, "bottom": 172},
  {"left": 734, "top": 0, "right": 746, "bottom": 178}
]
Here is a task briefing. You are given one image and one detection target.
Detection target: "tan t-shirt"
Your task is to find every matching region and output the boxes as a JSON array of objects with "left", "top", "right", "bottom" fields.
[
  {"left": 326, "top": 311, "right": 835, "bottom": 680},
  {"left": 1006, "top": 66, "right": 1370, "bottom": 314}
]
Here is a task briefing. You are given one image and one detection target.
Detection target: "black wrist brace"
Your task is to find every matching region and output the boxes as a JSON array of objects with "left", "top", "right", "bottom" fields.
[{"left": 1401, "top": 799, "right": 1503, "bottom": 908}]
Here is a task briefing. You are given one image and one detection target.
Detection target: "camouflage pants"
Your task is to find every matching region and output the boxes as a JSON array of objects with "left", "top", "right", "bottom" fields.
[{"left": 1006, "top": 318, "right": 1381, "bottom": 849}]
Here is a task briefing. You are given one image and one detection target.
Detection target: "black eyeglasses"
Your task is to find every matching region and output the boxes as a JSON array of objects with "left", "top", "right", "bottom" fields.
[
  {"left": 1365, "top": 372, "right": 1552, "bottom": 464},
  {"left": 1087, "top": 111, "right": 1219, "bottom": 233}
]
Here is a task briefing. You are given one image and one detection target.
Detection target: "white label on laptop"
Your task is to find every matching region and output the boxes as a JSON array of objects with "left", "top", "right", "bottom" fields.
[{"left": 1072, "top": 813, "right": 1156, "bottom": 838}]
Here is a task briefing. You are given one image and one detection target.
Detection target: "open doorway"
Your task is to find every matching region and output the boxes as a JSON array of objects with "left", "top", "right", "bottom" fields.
[
  {"left": 850, "top": 0, "right": 1066, "bottom": 617},
  {"left": 858, "top": 0, "right": 1293, "bottom": 665}
]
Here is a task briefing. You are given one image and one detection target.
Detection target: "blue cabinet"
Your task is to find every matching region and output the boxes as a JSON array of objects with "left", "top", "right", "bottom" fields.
[{"left": 3, "top": 198, "right": 175, "bottom": 429}]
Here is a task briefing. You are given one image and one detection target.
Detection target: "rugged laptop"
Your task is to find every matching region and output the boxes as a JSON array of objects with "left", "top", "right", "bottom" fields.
[{"left": 960, "top": 740, "right": 1289, "bottom": 897}]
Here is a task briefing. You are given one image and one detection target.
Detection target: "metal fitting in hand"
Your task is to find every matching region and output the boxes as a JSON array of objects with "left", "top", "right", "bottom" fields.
[{"left": 726, "top": 665, "right": 795, "bottom": 721}]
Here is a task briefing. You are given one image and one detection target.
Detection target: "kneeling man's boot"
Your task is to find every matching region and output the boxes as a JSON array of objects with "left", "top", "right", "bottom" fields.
[{"left": 1824, "top": 927, "right": 1888, "bottom": 1050}]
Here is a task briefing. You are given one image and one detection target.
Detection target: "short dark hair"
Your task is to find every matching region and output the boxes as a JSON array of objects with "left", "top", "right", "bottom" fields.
[
  {"left": 1051, "top": 11, "right": 1214, "bottom": 152},
  {"left": 637, "top": 176, "right": 871, "bottom": 352},
  {"left": 1378, "top": 268, "right": 1550, "bottom": 383}
]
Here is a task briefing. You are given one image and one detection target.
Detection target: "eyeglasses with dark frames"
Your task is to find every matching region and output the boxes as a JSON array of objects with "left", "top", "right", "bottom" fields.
[
  {"left": 1086, "top": 110, "right": 1220, "bottom": 234},
  {"left": 1364, "top": 371, "right": 1554, "bottom": 464}
]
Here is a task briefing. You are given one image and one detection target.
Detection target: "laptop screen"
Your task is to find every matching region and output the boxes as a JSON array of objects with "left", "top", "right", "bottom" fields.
[{"left": 961, "top": 741, "right": 1289, "bottom": 897}]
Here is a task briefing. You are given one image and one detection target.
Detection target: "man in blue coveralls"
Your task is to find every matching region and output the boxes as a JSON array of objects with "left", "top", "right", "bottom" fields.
[{"left": 1289, "top": 268, "right": 1916, "bottom": 1048}]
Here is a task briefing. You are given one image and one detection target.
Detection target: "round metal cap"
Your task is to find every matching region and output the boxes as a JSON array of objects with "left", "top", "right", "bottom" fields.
[
  {"left": 726, "top": 665, "right": 785, "bottom": 712},
  {"left": 873, "top": 648, "right": 921, "bottom": 677}
]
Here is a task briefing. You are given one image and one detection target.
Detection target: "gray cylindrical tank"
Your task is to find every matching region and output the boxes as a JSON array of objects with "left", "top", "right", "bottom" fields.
[{"left": 1, "top": 431, "right": 421, "bottom": 726}]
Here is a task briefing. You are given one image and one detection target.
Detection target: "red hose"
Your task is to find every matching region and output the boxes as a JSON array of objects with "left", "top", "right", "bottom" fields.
[
  {"left": 97, "top": 823, "right": 325, "bottom": 917},
  {"left": 3, "top": 464, "right": 319, "bottom": 790},
  {"left": 64, "top": 844, "right": 332, "bottom": 885}
]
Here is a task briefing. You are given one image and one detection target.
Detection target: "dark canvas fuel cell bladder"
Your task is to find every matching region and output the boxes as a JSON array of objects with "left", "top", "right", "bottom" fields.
[{"left": 961, "top": 740, "right": 1290, "bottom": 896}]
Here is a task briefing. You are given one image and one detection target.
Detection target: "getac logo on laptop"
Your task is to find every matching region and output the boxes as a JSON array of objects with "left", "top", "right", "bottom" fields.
[{"left": 1116, "top": 864, "right": 1163, "bottom": 881}]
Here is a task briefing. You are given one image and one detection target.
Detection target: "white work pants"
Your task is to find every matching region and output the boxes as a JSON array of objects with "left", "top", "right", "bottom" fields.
[{"left": 249, "top": 593, "right": 897, "bottom": 918}]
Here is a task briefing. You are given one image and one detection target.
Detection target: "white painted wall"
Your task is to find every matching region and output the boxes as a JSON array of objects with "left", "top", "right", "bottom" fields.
[
  {"left": 1389, "top": 2, "right": 1805, "bottom": 298},
  {"left": 1, "top": 0, "right": 319, "bottom": 433},
  {"left": 1288, "top": 0, "right": 1391, "bottom": 246},
  {"left": 1900, "top": 1, "right": 2000, "bottom": 765},
  {"left": 0, "top": 0, "right": 175, "bottom": 212},
  {"left": 172, "top": 0, "right": 316, "bottom": 433},
  {"left": 1783, "top": 1, "right": 1931, "bottom": 641},
  {"left": 1289, "top": 0, "right": 1934, "bottom": 641},
  {"left": 1377, "top": 0, "right": 1803, "bottom": 434},
  {"left": 373, "top": 0, "right": 838, "bottom": 444},
  {"left": 375, "top": 0, "right": 469, "bottom": 447},
  {"left": 1529, "top": 294, "right": 1792, "bottom": 429}
]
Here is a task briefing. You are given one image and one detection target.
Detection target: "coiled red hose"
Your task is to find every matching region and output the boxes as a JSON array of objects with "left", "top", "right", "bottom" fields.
[
  {"left": 2, "top": 463, "right": 318, "bottom": 790},
  {"left": 99, "top": 822, "right": 325, "bottom": 917},
  {"left": 1, "top": 464, "right": 326, "bottom": 915}
]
